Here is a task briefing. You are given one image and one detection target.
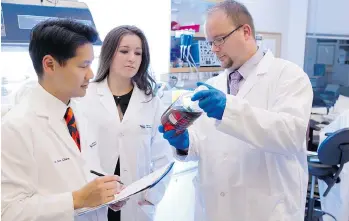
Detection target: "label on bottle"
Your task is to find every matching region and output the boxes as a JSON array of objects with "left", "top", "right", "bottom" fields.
[{"left": 168, "top": 113, "right": 178, "bottom": 125}]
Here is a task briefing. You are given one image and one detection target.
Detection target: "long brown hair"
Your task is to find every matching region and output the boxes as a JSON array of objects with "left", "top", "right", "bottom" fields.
[{"left": 94, "top": 25, "right": 155, "bottom": 97}]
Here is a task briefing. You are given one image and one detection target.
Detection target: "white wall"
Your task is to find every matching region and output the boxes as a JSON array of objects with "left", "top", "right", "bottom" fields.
[
  {"left": 240, "top": 0, "right": 289, "bottom": 60},
  {"left": 241, "top": 0, "right": 308, "bottom": 67},
  {"left": 307, "top": 0, "right": 349, "bottom": 36},
  {"left": 285, "top": 0, "right": 309, "bottom": 67},
  {"left": 82, "top": 0, "right": 171, "bottom": 80},
  {"left": 84, "top": 0, "right": 309, "bottom": 77}
]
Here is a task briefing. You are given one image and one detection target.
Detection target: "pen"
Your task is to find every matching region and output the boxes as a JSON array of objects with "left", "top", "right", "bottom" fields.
[{"left": 90, "top": 170, "right": 124, "bottom": 185}]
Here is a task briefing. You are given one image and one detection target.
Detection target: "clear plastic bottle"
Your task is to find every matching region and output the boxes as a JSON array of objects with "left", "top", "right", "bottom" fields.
[{"left": 161, "top": 85, "right": 207, "bottom": 134}]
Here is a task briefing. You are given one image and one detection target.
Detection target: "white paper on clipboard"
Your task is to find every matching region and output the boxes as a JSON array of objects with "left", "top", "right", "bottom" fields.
[{"left": 75, "top": 162, "right": 175, "bottom": 216}]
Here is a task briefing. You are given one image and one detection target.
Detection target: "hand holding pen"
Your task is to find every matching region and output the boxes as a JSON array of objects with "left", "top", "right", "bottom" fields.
[
  {"left": 90, "top": 170, "right": 124, "bottom": 185},
  {"left": 90, "top": 170, "right": 128, "bottom": 212},
  {"left": 72, "top": 172, "right": 125, "bottom": 210}
]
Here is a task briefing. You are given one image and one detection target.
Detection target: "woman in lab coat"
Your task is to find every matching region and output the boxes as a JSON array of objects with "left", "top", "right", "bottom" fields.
[
  {"left": 318, "top": 109, "right": 349, "bottom": 221},
  {"left": 80, "top": 25, "right": 173, "bottom": 221}
]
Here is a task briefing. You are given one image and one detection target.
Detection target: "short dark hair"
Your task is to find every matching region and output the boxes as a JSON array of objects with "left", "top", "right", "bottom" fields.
[
  {"left": 94, "top": 25, "right": 155, "bottom": 97},
  {"left": 208, "top": 0, "right": 256, "bottom": 38},
  {"left": 29, "top": 19, "right": 99, "bottom": 78}
]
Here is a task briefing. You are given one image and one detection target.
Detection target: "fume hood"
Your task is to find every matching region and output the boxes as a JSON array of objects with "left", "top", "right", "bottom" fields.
[{"left": 1, "top": 0, "right": 102, "bottom": 115}]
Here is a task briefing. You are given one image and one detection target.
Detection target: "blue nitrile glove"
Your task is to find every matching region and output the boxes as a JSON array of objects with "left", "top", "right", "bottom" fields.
[
  {"left": 191, "top": 82, "right": 227, "bottom": 120},
  {"left": 158, "top": 125, "right": 189, "bottom": 150}
]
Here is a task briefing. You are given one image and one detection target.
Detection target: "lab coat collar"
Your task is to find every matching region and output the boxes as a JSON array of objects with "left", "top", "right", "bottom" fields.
[
  {"left": 95, "top": 79, "right": 117, "bottom": 118},
  {"left": 96, "top": 78, "right": 149, "bottom": 102},
  {"left": 237, "top": 50, "right": 275, "bottom": 98},
  {"left": 219, "top": 50, "right": 275, "bottom": 98},
  {"left": 95, "top": 78, "right": 148, "bottom": 123},
  {"left": 236, "top": 50, "right": 274, "bottom": 98},
  {"left": 31, "top": 84, "right": 68, "bottom": 119},
  {"left": 256, "top": 50, "right": 274, "bottom": 75},
  {"left": 96, "top": 78, "right": 110, "bottom": 96},
  {"left": 227, "top": 47, "right": 264, "bottom": 80},
  {"left": 31, "top": 84, "right": 84, "bottom": 158}
]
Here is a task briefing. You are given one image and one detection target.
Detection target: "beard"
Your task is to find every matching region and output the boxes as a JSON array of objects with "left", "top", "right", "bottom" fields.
[{"left": 221, "top": 57, "right": 233, "bottom": 69}]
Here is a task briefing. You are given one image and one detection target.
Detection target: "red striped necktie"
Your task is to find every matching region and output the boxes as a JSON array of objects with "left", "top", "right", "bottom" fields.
[{"left": 64, "top": 107, "right": 81, "bottom": 151}]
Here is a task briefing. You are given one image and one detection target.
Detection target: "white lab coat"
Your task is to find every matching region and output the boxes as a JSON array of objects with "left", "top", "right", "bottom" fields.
[
  {"left": 1, "top": 85, "right": 107, "bottom": 221},
  {"left": 177, "top": 51, "right": 313, "bottom": 221},
  {"left": 318, "top": 109, "right": 349, "bottom": 221},
  {"left": 79, "top": 79, "right": 173, "bottom": 221}
]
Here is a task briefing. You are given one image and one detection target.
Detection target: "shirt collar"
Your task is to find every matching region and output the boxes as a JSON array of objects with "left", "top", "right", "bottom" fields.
[
  {"left": 227, "top": 47, "right": 264, "bottom": 80},
  {"left": 35, "top": 84, "right": 69, "bottom": 119}
]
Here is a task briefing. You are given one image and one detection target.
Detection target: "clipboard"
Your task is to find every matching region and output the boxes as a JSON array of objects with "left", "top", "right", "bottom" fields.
[{"left": 75, "top": 162, "right": 175, "bottom": 216}]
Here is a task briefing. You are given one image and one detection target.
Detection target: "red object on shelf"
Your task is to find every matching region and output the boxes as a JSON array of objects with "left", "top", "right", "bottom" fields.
[
  {"left": 178, "top": 24, "right": 200, "bottom": 32},
  {"left": 171, "top": 21, "right": 180, "bottom": 30}
]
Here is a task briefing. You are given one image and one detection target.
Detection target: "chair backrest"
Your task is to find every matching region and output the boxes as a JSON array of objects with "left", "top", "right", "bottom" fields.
[
  {"left": 324, "top": 84, "right": 341, "bottom": 99},
  {"left": 318, "top": 128, "right": 349, "bottom": 166}
]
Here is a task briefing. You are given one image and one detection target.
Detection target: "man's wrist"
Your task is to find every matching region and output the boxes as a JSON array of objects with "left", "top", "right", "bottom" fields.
[{"left": 72, "top": 190, "right": 83, "bottom": 209}]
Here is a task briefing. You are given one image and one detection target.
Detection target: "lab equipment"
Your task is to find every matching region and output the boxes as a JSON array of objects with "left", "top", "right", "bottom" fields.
[
  {"left": 1, "top": 0, "right": 102, "bottom": 45},
  {"left": 172, "top": 30, "right": 220, "bottom": 71},
  {"left": 1, "top": 0, "right": 101, "bottom": 112},
  {"left": 179, "top": 32, "right": 198, "bottom": 72},
  {"left": 306, "top": 128, "right": 349, "bottom": 221},
  {"left": 190, "top": 40, "right": 221, "bottom": 67},
  {"left": 191, "top": 82, "right": 226, "bottom": 120},
  {"left": 161, "top": 85, "right": 208, "bottom": 134},
  {"left": 161, "top": 91, "right": 202, "bottom": 135}
]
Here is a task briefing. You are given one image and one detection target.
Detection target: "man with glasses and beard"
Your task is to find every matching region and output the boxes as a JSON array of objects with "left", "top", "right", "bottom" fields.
[{"left": 159, "top": 1, "right": 313, "bottom": 220}]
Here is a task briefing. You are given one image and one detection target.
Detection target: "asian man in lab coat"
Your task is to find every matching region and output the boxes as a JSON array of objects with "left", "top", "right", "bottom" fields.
[
  {"left": 1, "top": 19, "right": 124, "bottom": 221},
  {"left": 159, "top": 1, "right": 313, "bottom": 221}
]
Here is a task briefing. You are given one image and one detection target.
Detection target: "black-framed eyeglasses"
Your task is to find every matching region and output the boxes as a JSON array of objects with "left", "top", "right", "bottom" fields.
[{"left": 208, "top": 25, "right": 243, "bottom": 47}]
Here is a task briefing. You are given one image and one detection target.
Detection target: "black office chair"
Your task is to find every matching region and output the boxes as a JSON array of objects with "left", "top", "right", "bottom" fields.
[{"left": 306, "top": 128, "right": 349, "bottom": 221}]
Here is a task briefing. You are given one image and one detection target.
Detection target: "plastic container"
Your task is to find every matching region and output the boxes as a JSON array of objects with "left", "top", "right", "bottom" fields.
[{"left": 161, "top": 86, "right": 207, "bottom": 134}]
